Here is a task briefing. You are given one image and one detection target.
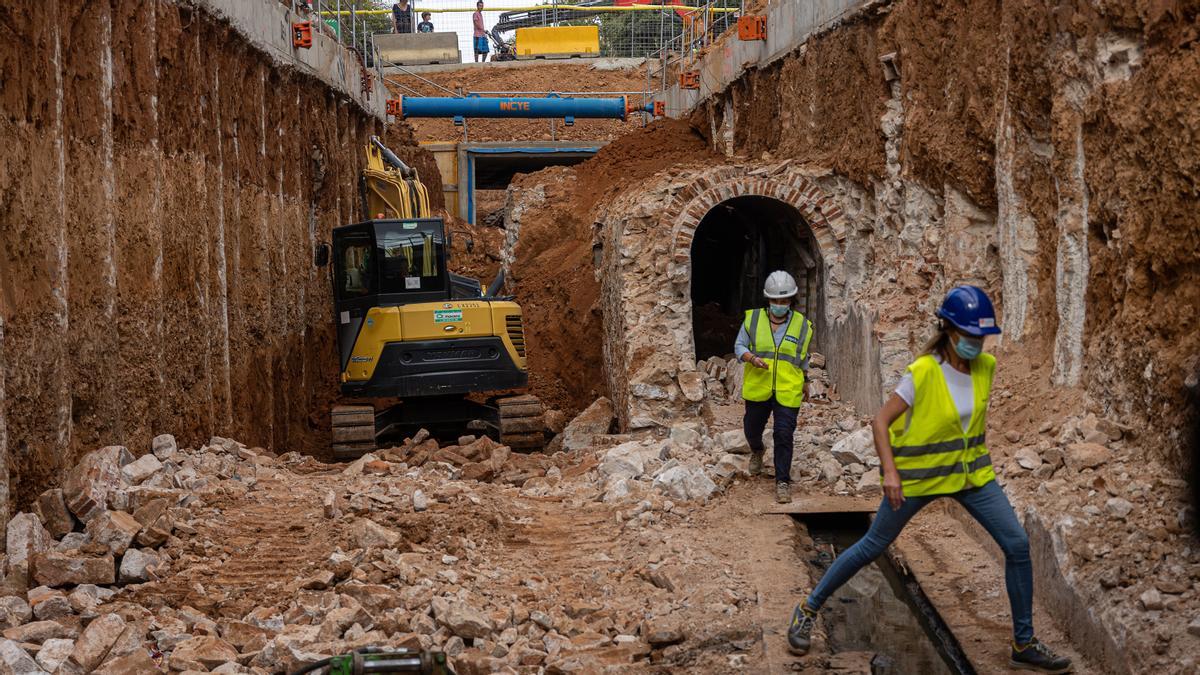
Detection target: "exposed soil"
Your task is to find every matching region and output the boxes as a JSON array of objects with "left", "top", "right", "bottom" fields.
[{"left": 506, "top": 119, "right": 720, "bottom": 416}]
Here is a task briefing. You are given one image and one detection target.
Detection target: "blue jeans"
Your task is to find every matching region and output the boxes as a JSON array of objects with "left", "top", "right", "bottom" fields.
[
  {"left": 743, "top": 397, "right": 799, "bottom": 482},
  {"left": 805, "top": 480, "right": 1035, "bottom": 644}
]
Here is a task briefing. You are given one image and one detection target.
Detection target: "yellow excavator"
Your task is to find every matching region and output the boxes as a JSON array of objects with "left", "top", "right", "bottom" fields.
[{"left": 318, "top": 137, "right": 544, "bottom": 458}]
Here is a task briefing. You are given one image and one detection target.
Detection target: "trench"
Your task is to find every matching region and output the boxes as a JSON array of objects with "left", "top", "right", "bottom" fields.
[
  {"left": 793, "top": 513, "right": 975, "bottom": 675},
  {"left": 689, "top": 196, "right": 823, "bottom": 361}
]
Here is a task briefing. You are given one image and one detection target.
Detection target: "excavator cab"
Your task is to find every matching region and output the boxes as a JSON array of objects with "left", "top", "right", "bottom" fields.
[{"left": 322, "top": 139, "right": 544, "bottom": 458}]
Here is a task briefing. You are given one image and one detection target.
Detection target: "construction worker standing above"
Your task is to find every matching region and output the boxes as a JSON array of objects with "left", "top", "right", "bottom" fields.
[
  {"left": 734, "top": 271, "right": 813, "bottom": 505},
  {"left": 785, "top": 286, "right": 1073, "bottom": 674}
]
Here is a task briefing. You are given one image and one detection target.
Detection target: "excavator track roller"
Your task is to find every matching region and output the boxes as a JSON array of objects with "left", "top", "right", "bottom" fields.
[
  {"left": 332, "top": 405, "right": 377, "bottom": 460},
  {"left": 497, "top": 395, "right": 545, "bottom": 450}
]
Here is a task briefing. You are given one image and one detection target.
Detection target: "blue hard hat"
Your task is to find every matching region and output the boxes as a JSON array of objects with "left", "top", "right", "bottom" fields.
[{"left": 936, "top": 285, "right": 1002, "bottom": 336}]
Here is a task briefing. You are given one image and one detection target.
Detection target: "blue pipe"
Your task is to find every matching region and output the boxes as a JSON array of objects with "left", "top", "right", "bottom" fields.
[{"left": 395, "top": 95, "right": 653, "bottom": 123}]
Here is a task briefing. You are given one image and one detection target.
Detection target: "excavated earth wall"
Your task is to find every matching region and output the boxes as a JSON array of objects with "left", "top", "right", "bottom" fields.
[
  {"left": 0, "top": 1, "right": 440, "bottom": 524},
  {"left": 499, "top": 0, "right": 1200, "bottom": 671}
]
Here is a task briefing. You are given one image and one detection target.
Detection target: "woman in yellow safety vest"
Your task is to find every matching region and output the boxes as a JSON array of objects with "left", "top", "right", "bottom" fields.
[{"left": 785, "top": 286, "right": 1073, "bottom": 674}]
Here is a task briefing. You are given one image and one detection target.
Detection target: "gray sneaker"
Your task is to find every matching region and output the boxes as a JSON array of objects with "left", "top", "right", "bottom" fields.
[
  {"left": 775, "top": 481, "right": 791, "bottom": 504},
  {"left": 749, "top": 451, "right": 764, "bottom": 476},
  {"left": 787, "top": 604, "right": 816, "bottom": 655}
]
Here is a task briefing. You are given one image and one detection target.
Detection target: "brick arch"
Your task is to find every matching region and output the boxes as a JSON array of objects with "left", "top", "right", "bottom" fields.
[{"left": 663, "top": 172, "right": 847, "bottom": 284}]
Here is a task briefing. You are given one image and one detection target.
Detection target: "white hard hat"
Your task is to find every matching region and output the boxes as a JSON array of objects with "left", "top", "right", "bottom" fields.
[{"left": 763, "top": 270, "right": 798, "bottom": 299}]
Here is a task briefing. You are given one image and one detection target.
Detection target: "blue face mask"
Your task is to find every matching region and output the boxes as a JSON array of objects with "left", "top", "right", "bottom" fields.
[
  {"left": 769, "top": 304, "right": 790, "bottom": 318},
  {"left": 954, "top": 336, "right": 984, "bottom": 360}
]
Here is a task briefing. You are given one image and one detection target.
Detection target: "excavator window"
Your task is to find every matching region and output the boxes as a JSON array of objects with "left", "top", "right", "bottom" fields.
[
  {"left": 335, "top": 229, "right": 374, "bottom": 299},
  {"left": 376, "top": 221, "right": 445, "bottom": 293}
]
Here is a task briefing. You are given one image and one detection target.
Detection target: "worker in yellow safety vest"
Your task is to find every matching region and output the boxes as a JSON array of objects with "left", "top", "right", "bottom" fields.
[
  {"left": 734, "top": 271, "right": 813, "bottom": 505},
  {"left": 784, "top": 286, "right": 1073, "bottom": 674}
]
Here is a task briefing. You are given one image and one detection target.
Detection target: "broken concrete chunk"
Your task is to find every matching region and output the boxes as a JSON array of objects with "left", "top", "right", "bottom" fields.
[
  {"left": 715, "top": 430, "right": 750, "bottom": 455},
  {"left": 62, "top": 446, "right": 131, "bottom": 523},
  {"left": 676, "top": 371, "right": 706, "bottom": 402},
  {"left": 33, "top": 489, "right": 76, "bottom": 539},
  {"left": 32, "top": 550, "right": 116, "bottom": 587},
  {"left": 120, "top": 453, "right": 164, "bottom": 485},
  {"left": 85, "top": 510, "right": 142, "bottom": 556},
  {"left": 599, "top": 441, "right": 661, "bottom": 481}
]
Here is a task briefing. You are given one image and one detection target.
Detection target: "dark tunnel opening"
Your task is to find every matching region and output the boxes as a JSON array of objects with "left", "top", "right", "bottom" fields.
[{"left": 689, "top": 196, "right": 823, "bottom": 362}]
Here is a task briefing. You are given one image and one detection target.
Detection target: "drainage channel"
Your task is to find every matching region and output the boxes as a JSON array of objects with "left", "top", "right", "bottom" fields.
[{"left": 792, "top": 512, "right": 976, "bottom": 675}]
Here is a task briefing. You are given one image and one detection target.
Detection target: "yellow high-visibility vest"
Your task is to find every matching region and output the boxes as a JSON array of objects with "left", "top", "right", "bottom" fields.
[
  {"left": 888, "top": 353, "right": 996, "bottom": 497},
  {"left": 741, "top": 309, "right": 813, "bottom": 408}
]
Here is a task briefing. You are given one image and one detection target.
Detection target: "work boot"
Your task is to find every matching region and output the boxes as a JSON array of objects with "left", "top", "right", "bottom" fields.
[
  {"left": 749, "top": 451, "right": 764, "bottom": 476},
  {"left": 787, "top": 604, "right": 816, "bottom": 655},
  {"left": 1010, "top": 638, "right": 1072, "bottom": 673},
  {"left": 775, "top": 481, "right": 791, "bottom": 504}
]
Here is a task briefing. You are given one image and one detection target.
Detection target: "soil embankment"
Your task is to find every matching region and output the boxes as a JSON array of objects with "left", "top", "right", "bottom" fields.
[
  {"left": 505, "top": 119, "right": 721, "bottom": 416},
  {"left": 0, "top": 1, "right": 440, "bottom": 509}
]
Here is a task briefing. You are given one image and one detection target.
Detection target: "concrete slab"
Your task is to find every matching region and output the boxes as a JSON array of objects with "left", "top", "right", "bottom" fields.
[{"left": 761, "top": 494, "right": 878, "bottom": 515}]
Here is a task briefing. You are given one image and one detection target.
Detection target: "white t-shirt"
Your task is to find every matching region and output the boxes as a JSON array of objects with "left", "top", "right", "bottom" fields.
[{"left": 894, "top": 356, "right": 974, "bottom": 431}]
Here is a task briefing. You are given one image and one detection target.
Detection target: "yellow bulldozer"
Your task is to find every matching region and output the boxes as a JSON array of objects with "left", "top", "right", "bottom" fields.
[{"left": 318, "top": 137, "right": 544, "bottom": 458}]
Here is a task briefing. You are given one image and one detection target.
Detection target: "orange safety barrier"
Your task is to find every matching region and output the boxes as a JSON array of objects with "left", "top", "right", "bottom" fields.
[
  {"left": 737, "top": 16, "right": 766, "bottom": 41},
  {"left": 292, "top": 21, "right": 313, "bottom": 49},
  {"left": 386, "top": 99, "right": 402, "bottom": 117},
  {"left": 680, "top": 71, "right": 700, "bottom": 89},
  {"left": 654, "top": 101, "right": 665, "bottom": 116}
]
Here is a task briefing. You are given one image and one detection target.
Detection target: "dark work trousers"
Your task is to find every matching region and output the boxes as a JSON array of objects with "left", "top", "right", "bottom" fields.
[{"left": 743, "top": 396, "right": 799, "bottom": 483}]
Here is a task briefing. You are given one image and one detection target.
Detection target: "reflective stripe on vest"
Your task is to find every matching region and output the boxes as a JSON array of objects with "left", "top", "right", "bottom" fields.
[
  {"left": 887, "top": 353, "right": 996, "bottom": 497},
  {"left": 741, "top": 309, "right": 812, "bottom": 408}
]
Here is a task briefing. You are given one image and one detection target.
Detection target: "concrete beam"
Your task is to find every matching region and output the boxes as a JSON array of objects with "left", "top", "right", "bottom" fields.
[{"left": 193, "top": 0, "right": 387, "bottom": 120}]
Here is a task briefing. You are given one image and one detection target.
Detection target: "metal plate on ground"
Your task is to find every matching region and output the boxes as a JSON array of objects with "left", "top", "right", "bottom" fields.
[{"left": 762, "top": 495, "right": 878, "bottom": 515}]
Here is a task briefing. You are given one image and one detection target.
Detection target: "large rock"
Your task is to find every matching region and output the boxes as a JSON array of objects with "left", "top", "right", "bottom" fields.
[
  {"left": 120, "top": 454, "right": 163, "bottom": 485},
  {"left": 561, "top": 398, "right": 615, "bottom": 452},
  {"left": 151, "top": 434, "right": 178, "bottom": 460},
  {"left": 347, "top": 518, "right": 401, "bottom": 549},
  {"left": 830, "top": 428, "right": 876, "bottom": 466},
  {"left": 33, "top": 489, "right": 76, "bottom": 539},
  {"left": 5, "top": 512, "right": 53, "bottom": 570},
  {"left": 31, "top": 550, "right": 116, "bottom": 587},
  {"left": 1065, "top": 443, "right": 1110, "bottom": 470},
  {"left": 2, "top": 619, "right": 75, "bottom": 643},
  {"left": 0, "top": 638, "right": 40, "bottom": 672},
  {"left": 85, "top": 510, "right": 143, "bottom": 556},
  {"left": 431, "top": 598, "right": 493, "bottom": 639},
  {"left": 62, "top": 446, "right": 131, "bottom": 523},
  {"left": 0, "top": 597, "right": 31, "bottom": 630},
  {"left": 68, "top": 612, "right": 126, "bottom": 671},
  {"left": 598, "top": 442, "right": 662, "bottom": 481},
  {"left": 170, "top": 636, "right": 239, "bottom": 670},
  {"left": 711, "top": 454, "right": 749, "bottom": 480},
  {"left": 652, "top": 464, "right": 718, "bottom": 502},
  {"left": 676, "top": 371, "right": 705, "bottom": 402},
  {"left": 35, "top": 637, "right": 74, "bottom": 672},
  {"left": 93, "top": 647, "right": 157, "bottom": 674},
  {"left": 28, "top": 586, "right": 71, "bottom": 621},
  {"left": 118, "top": 548, "right": 161, "bottom": 584},
  {"left": 714, "top": 430, "right": 750, "bottom": 455}
]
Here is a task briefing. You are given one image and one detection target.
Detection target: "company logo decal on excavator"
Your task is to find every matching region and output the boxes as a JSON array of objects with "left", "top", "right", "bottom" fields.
[{"left": 434, "top": 309, "right": 463, "bottom": 323}]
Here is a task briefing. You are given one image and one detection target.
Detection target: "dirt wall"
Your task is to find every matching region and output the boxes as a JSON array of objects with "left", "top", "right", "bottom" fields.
[
  {"left": 708, "top": 0, "right": 1200, "bottom": 468},
  {"left": 0, "top": 1, "right": 439, "bottom": 515}
]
